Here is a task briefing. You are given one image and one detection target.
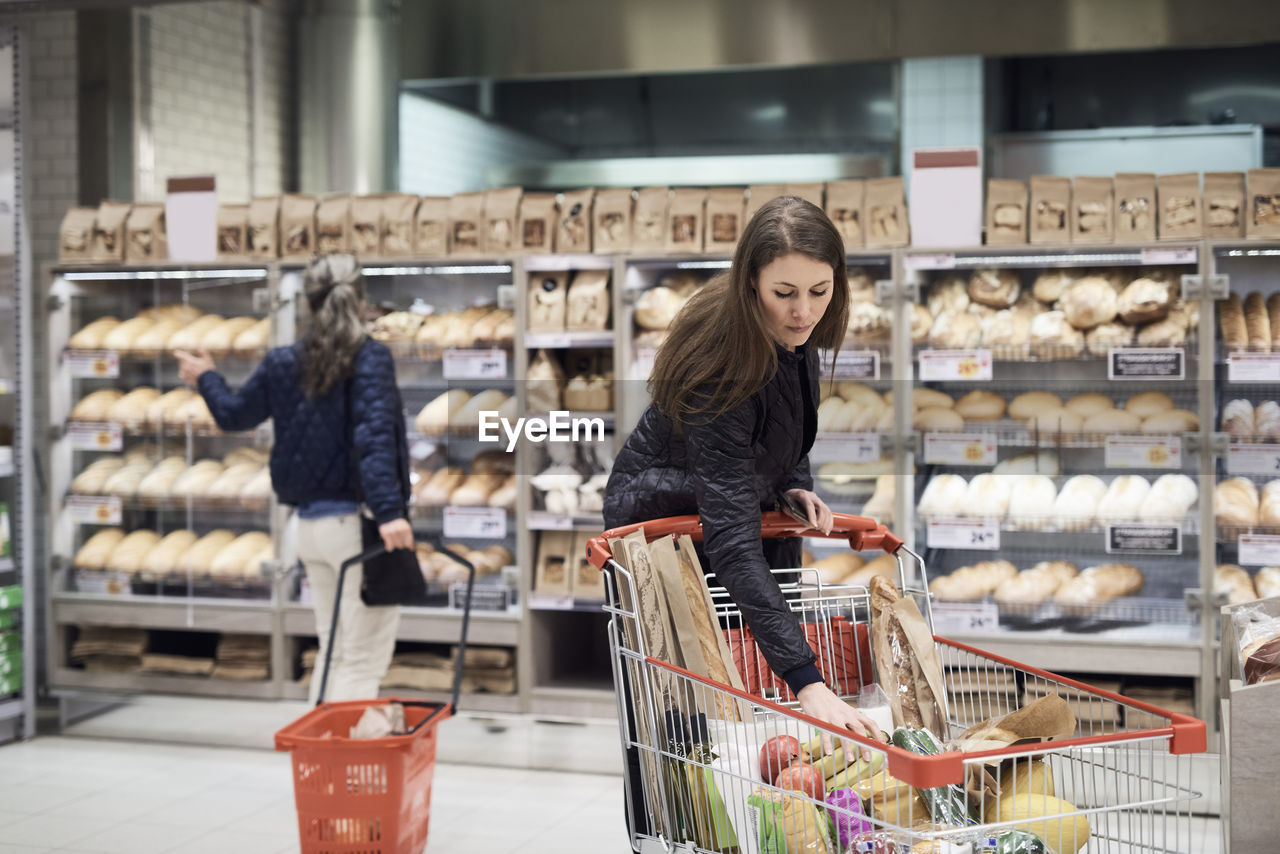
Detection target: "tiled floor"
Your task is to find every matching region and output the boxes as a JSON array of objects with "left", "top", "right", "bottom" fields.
[{"left": 0, "top": 736, "right": 629, "bottom": 853}]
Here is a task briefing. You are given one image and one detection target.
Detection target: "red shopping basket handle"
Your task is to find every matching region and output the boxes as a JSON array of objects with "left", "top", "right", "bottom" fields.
[{"left": 586, "top": 510, "right": 903, "bottom": 569}]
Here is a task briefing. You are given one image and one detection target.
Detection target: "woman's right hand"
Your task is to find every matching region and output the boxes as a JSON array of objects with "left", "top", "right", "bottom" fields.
[
  {"left": 174, "top": 348, "right": 217, "bottom": 386},
  {"left": 378, "top": 517, "right": 414, "bottom": 551},
  {"left": 795, "top": 681, "right": 885, "bottom": 761}
]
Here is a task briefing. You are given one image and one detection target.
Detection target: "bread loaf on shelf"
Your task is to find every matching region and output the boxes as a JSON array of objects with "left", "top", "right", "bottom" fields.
[
  {"left": 917, "top": 474, "right": 967, "bottom": 517},
  {"left": 1257, "top": 567, "right": 1280, "bottom": 599},
  {"left": 1256, "top": 401, "right": 1280, "bottom": 437},
  {"left": 232, "top": 318, "right": 271, "bottom": 352},
  {"left": 1063, "top": 392, "right": 1114, "bottom": 417},
  {"left": 415, "top": 389, "right": 472, "bottom": 435},
  {"left": 1260, "top": 480, "right": 1280, "bottom": 527},
  {"left": 68, "top": 317, "right": 121, "bottom": 350},
  {"left": 70, "top": 457, "right": 127, "bottom": 494},
  {"left": 135, "top": 456, "right": 190, "bottom": 499},
  {"left": 806, "top": 553, "right": 865, "bottom": 587},
  {"left": 1224, "top": 399, "right": 1256, "bottom": 436},
  {"left": 101, "top": 317, "right": 156, "bottom": 351},
  {"left": 202, "top": 317, "right": 258, "bottom": 353},
  {"left": 448, "top": 389, "right": 509, "bottom": 432},
  {"left": 1245, "top": 292, "right": 1271, "bottom": 352},
  {"left": 71, "top": 388, "right": 125, "bottom": 422},
  {"left": 1006, "top": 475, "right": 1057, "bottom": 530},
  {"left": 169, "top": 459, "right": 227, "bottom": 499},
  {"left": 487, "top": 476, "right": 518, "bottom": 509},
  {"left": 1139, "top": 474, "right": 1198, "bottom": 521},
  {"left": 928, "top": 309, "right": 982, "bottom": 349},
  {"left": 106, "top": 530, "right": 162, "bottom": 574},
  {"left": 1060, "top": 276, "right": 1119, "bottom": 330},
  {"left": 992, "top": 451, "right": 1059, "bottom": 476},
  {"left": 1053, "top": 475, "right": 1108, "bottom": 531},
  {"left": 1135, "top": 315, "right": 1187, "bottom": 347},
  {"left": 1215, "top": 564, "right": 1258, "bottom": 606},
  {"left": 1082, "top": 409, "right": 1142, "bottom": 433},
  {"left": 860, "top": 473, "right": 895, "bottom": 521},
  {"left": 204, "top": 463, "right": 263, "bottom": 499},
  {"left": 963, "top": 473, "right": 1013, "bottom": 518},
  {"left": 1085, "top": 321, "right": 1135, "bottom": 355},
  {"left": 1029, "top": 310, "right": 1085, "bottom": 357},
  {"left": 178, "top": 530, "right": 238, "bottom": 575},
  {"left": 1027, "top": 408, "right": 1084, "bottom": 435},
  {"left": 106, "top": 387, "right": 161, "bottom": 429},
  {"left": 995, "top": 560, "right": 1078, "bottom": 606},
  {"left": 914, "top": 406, "right": 964, "bottom": 431},
  {"left": 130, "top": 319, "right": 185, "bottom": 354},
  {"left": 209, "top": 532, "right": 272, "bottom": 578},
  {"left": 141, "top": 530, "right": 199, "bottom": 576},
  {"left": 968, "top": 268, "right": 1020, "bottom": 308},
  {"left": 979, "top": 308, "right": 1032, "bottom": 354},
  {"left": 1268, "top": 293, "right": 1280, "bottom": 352},
  {"left": 1140, "top": 409, "right": 1199, "bottom": 433},
  {"left": 1117, "top": 278, "right": 1172, "bottom": 324},
  {"left": 1096, "top": 475, "right": 1151, "bottom": 523},
  {"left": 1054, "top": 563, "right": 1144, "bottom": 608},
  {"left": 1008, "top": 391, "right": 1063, "bottom": 421},
  {"left": 73, "top": 528, "right": 127, "bottom": 569},
  {"left": 449, "top": 473, "right": 505, "bottom": 506},
  {"left": 910, "top": 303, "right": 933, "bottom": 344},
  {"left": 1219, "top": 294, "right": 1248, "bottom": 352},
  {"left": 953, "top": 390, "right": 1005, "bottom": 421},
  {"left": 927, "top": 275, "right": 970, "bottom": 317},
  {"left": 1124, "top": 391, "right": 1175, "bottom": 418},
  {"left": 930, "top": 560, "right": 1017, "bottom": 602},
  {"left": 1032, "top": 271, "right": 1074, "bottom": 304},
  {"left": 1215, "top": 477, "right": 1260, "bottom": 528}
]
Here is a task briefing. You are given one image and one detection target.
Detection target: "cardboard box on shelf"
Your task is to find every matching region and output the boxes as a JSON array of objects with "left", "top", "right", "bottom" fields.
[{"left": 165, "top": 175, "right": 217, "bottom": 262}]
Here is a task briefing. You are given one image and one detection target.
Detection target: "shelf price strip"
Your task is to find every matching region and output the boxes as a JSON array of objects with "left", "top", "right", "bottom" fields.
[
  {"left": 66, "top": 495, "right": 123, "bottom": 526},
  {"left": 66, "top": 350, "right": 119, "bottom": 379},
  {"left": 926, "top": 517, "right": 1000, "bottom": 551},
  {"left": 442, "top": 348, "right": 507, "bottom": 380},
  {"left": 918, "top": 349, "right": 993, "bottom": 382},
  {"left": 442, "top": 506, "right": 507, "bottom": 539},
  {"left": 448, "top": 583, "right": 511, "bottom": 612},
  {"left": 67, "top": 422, "right": 123, "bottom": 452},
  {"left": 1226, "top": 443, "right": 1280, "bottom": 475},
  {"left": 1105, "top": 524, "right": 1182, "bottom": 555},
  {"left": 1108, "top": 347, "right": 1185, "bottom": 380},
  {"left": 1104, "top": 434, "right": 1182, "bottom": 469},
  {"left": 1227, "top": 353, "right": 1280, "bottom": 384},
  {"left": 930, "top": 601, "right": 999, "bottom": 634},
  {"left": 923, "top": 433, "right": 997, "bottom": 466},
  {"left": 812, "top": 432, "right": 881, "bottom": 465},
  {"left": 1238, "top": 534, "right": 1280, "bottom": 567},
  {"left": 822, "top": 349, "right": 880, "bottom": 381}
]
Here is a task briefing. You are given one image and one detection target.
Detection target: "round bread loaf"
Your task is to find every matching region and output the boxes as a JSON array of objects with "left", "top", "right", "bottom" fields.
[
  {"left": 1032, "top": 271, "right": 1074, "bottom": 304},
  {"left": 1096, "top": 475, "right": 1152, "bottom": 523},
  {"left": 1082, "top": 409, "right": 1142, "bottom": 433},
  {"left": 928, "top": 309, "right": 982, "bottom": 349},
  {"left": 846, "top": 302, "right": 892, "bottom": 343},
  {"left": 979, "top": 309, "right": 1032, "bottom": 354},
  {"left": 927, "top": 275, "right": 970, "bottom": 317},
  {"left": 1053, "top": 475, "right": 1107, "bottom": 530},
  {"left": 635, "top": 286, "right": 682, "bottom": 330},
  {"left": 1060, "top": 276, "right": 1119, "bottom": 330},
  {"left": 1064, "top": 392, "right": 1115, "bottom": 417},
  {"left": 953, "top": 390, "right": 1006, "bottom": 421},
  {"left": 914, "top": 406, "right": 964, "bottom": 431},
  {"left": 1085, "top": 321, "right": 1134, "bottom": 355},
  {"left": 918, "top": 474, "right": 968, "bottom": 517},
  {"left": 1008, "top": 391, "right": 1063, "bottom": 422},
  {"left": 1135, "top": 316, "right": 1187, "bottom": 347},
  {"left": 1006, "top": 475, "right": 1058, "bottom": 530},
  {"left": 992, "top": 451, "right": 1060, "bottom": 476},
  {"left": 1141, "top": 409, "right": 1199, "bottom": 433},
  {"left": 910, "top": 303, "right": 933, "bottom": 344},
  {"left": 964, "top": 473, "right": 1014, "bottom": 518},
  {"left": 68, "top": 317, "right": 122, "bottom": 350},
  {"left": 968, "top": 268, "right": 1021, "bottom": 308},
  {"left": 1216, "top": 477, "right": 1260, "bottom": 528},
  {"left": 1029, "top": 311, "right": 1085, "bottom": 357},
  {"left": 1117, "top": 278, "right": 1172, "bottom": 324},
  {"left": 1124, "top": 391, "right": 1175, "bottom": 418}
]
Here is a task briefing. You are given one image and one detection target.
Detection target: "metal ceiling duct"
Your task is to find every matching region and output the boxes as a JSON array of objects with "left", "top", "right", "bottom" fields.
[{"left": 299, "top": 0, "right": 399, "bottom": 193}]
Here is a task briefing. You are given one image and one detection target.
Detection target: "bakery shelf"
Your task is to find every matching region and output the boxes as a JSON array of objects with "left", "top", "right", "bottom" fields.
[
  {"left": 523, "top": 254, "right": 615, "bottom": 272},
  {"left": 523, "top": 331, "right": 616, "bottom": 350},
  {"left": 380, "top": 687, "right": 522, "bottom": 714},
  {"left": 527, "top": 594, "right": 606, "bottom": 613},
  {"left": 383, "top": 341, "right": 515, "bottom": 364},
  {"left": 358, "top": 261, "right": 514, "bottom": 276},
  {"left": 911, "top": 342, "right": 1197, "bottom": 364},
  {"left": 51, "top": 666, "right": 278, "bottom": 699},
  {"left": 282, "top": 603, "right": 520, "bottom": 646},
  {"left": 51, "top": 594, "right": 276, "bottom": 634},
  {"left": 529, "top": 682, "right": 617, "bottom": 720},
  {"left": 68, "top": 495, "right": 270, "bottom": 518},
  {"left": 941, "top": 627, "right": 1202, "bottom": 677},
  {"left": 915, "top": 423, "right": 1199, "bottom": 449},
  {"left": 55, "top": 264, "right": 271, "bottom": 282},
  {"left": 526, "top": 511, "right": 606, "bottom": 532},
  {"left": 63, "top": 348, "right": 268, "bottom": 364},
  {"left": 903, "top": 243, "right": 1199, "bottom": 271}
]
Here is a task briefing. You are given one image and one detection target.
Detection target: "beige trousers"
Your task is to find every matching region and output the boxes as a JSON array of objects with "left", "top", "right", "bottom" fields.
[{"left": 298, "top": 513, "right": 401, "bottom": 703}]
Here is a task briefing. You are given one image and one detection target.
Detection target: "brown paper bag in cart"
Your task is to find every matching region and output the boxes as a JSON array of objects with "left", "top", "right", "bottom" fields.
[
  {"left": 869, "top": 575, "right": 945, "bottom": 736},
  {"left": 951, "top": 694, "right": 1076, "bottom": 803}
]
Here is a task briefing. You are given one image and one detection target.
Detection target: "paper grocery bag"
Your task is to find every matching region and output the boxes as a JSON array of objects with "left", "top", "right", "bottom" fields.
[
  {"left": 593, "top": 188, "right": 633, "bottom": 254},
  {"left": 1157, "top": 172, "right": 1202, "bottom": 240},
  {"left": 705, "top": 187, "right": 746, "bottom": 254},
  {"left": 413, "top": 196, "right": 448, "bottom": 256},
  {"left": 1204, "top": 172, "right": 1246, "bottom": 239},
  {"left": 1114, "top": 172, "right": 1156, "bottom": 243},
  {"left": 1247, "top": 168, "right": 1280, "bottom": 239},
  {"left": 986, "top": 178, "right": 1027, "bottom": 245},
  {"left": 825, "top": 179, "right": 865, "bottom": 249},
  {"left": 1070, "top": 176, "right": 1114, "bottom": 244},
  {"left": 631, "top": 187, "right": 670, "bottom": 254},
  {"left": 517, "top": 193, "right": 556, "bottom": 254},
  {"left": 316, "top": 195, "right": 352, "bottom": 254},
  {"left": 1029, "top": 175, "right": 1070, "bottom": 244},
  {"left": 869, "top": 576, "right": 945, "bottom": 735}
]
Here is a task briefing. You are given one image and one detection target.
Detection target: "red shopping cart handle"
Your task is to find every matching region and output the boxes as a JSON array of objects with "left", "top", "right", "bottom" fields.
[{"left": 586, "top": 511, "right": 903, "bottom": 570}]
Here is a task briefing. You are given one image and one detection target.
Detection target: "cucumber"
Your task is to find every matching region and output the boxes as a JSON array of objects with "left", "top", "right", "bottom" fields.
[
  {"left": 995, "top": 829, "right": 1048, "bottom": 854},
  {"left": 890, "top": 727, "right": 976, "bottom": 827}
]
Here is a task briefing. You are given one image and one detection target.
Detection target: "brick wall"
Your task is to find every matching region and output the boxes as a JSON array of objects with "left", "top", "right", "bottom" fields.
[{"left": 20, "top": 12, "right": 77, "bottom": 271}]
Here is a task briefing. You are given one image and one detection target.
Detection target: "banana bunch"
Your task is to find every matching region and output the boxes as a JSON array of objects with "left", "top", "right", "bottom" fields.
[{"left": 799, "top": 732, "right": 887, "bottom": 792}]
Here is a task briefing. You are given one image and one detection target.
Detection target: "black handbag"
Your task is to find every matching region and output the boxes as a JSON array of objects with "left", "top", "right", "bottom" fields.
[{"left": 346, "top": 376, "right": 428, "bottom": 607}]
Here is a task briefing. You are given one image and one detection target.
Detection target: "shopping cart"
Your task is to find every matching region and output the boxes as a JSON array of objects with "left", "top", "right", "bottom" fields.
[
  {"left": 587, "top": 511, "right": 1207, "bottom": 854},
  {"left": 275, "top": 538, "right": 475, "bottom": 854}
]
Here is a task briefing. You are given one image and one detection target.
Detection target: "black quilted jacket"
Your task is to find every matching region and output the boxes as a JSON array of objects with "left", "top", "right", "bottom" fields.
[
  {"left": 604, "top": 343, "right": 821, "bottom": 690},
  {"left": 197, "top": 338, "right": 410, "bottom": 524}
]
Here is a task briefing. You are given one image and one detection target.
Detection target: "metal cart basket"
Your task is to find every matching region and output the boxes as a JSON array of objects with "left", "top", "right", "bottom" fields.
[{"left": 587, "top": 511, "right": 1206, "bottom": 854}]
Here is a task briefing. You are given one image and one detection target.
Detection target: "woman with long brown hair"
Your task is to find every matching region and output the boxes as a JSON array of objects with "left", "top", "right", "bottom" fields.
[{"left": 605, "top": 196, "right": 882, "bottom": 831}]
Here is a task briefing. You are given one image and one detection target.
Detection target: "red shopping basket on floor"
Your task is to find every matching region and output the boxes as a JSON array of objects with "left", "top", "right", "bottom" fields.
[{"left": 275, "top": 539, "right": 476, "bottom": 854}]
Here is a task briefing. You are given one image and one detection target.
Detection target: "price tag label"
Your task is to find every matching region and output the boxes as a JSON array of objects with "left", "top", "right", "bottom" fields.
[
  {"left": 528, "top": 593, "right": 575, "bottom": 610},
  {"left": 918, "top": 349, "right": 993, "bottom": 382},
  {"left": 1238, "top": 534, "right": 1280, "bottom": 566},
  {"left": 525, "top": 332, "right": 572, "bottom": 349},
  {"left": 1227, "top": 443, "right": 1280, "bottom": 475},
  {"left": 1104, "top": 435, "right": 1182, "bottom": 468},
  {"left": 1106, "top": 524, "right": 1182, "bottom": 555},
  {"left": 1227, "top": 353, "right": 1280, "bottom": 384},
  {"left": 442, "top": 506, "right": 507, "bottom": 539},
  {"left": 904, "top": 252, "right": 957, "bottom": 270},
  {"left": 923, "top": 433, "right": 997, "bottom": 466},
  {"left": 449, "top": 583, "right": 512, "bottom": 612},
  {"left": 66, "top": 350, "right": 119, "bottom": 379},
  {"left": 74, "top": 569, "right": 132, "bottom": 596},
  {"left": 66, "top": 495, "right": 122, "bottom": 526},
  {"left": 1140, "top": 246, "right": 1198, "bottom": 266},
  {"left": 926, "top": 518, "right": 1000, "bottom": 550},
  {"left": 1108, "top": 347, "right": 1185, "bottom": 380},
  {"left": 930, "top": 601, "right": 1000, "bottom": 634},
  {"left": 67, "top": 422, "right": 123, "bottom": 451},
  {"left": 442, "top": 348, "right": 507, "bottom": 380},
  {"left": 822, "top": 350, "right": 881, "bottom": 380},
  {"left": 529, "top": 512, "right": 574, "bottom": 531},
  {"left": 812, "top": 432, "right": 881, "bottom": 464}
]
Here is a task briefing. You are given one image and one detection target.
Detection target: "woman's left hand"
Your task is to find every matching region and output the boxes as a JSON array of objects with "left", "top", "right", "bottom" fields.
[
  {"left": 174, "top": 348, "right": 217, "bottom": 386},
  {"left": 785, "top": 488, "right": 834, "bottom": 535}
]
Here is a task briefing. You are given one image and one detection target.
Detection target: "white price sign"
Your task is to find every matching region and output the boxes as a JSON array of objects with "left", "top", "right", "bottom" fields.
[
  {"left": 67, "top": 422, "right": 123, "bottom": 451},
  {"left": 904, "top": 252, "right": 957, "bottom": 270},
  {"left": 926, "top": 518, "right": 1000, "bottom": 550},
  {"left": 812, "top": 432, "right": 881, "bottom": 464},
  {"left": 1140, "top": 246, "right": 1197, "bottom": 266},
  {"left": 1227, "top": 443, "right": 1280, "bottom": 475},
  {"left": 443, "top": 506, "right": 507, "bottom": 539},
  {"left": 442, "top": 348, "right": 507, "bottom": 380},
  {"left": 823, "top": 350, "right": 881, "bottom": 380},
  {"left": 1238, "top": 534, "right": 1280, "bottom": 567},
  {"left": 528, "top": 511, "right": 574, "bottom": 531},
  {"left": 1104, "top": 435, "right": 1182, "bottom": 469},
  {"left": 918, "top": 349, "right": 993, "bottom": 382},
  {"left": 1227, "top": 353, "right": 1280, "bottom": 384},
  {"left": 525, "top": 332, "right": 572, "bottom": 349},
  {"left": 66, "top": 350, "right": 119, "bottom": 379},
  {"left": 66, "top": 495, "right": 122, "bottom": 526},
  {"left": 930, "top": 601, "right": 999, "bottom": 634},
  {"left": 923, "top": 433, "right": 997, "bottom": 466}
]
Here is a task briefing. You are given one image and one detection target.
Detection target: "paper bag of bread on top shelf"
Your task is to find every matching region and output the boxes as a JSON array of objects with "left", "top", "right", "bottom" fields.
[
  {"left": 1204, "top": 172, "right": 1246, "bottom": 239},
  {"left": 1248, "top": 168, "right": 1280, "bottom": 239},
  {"left": 517, "top": 193, "right": 556, "bottom": 255},
  {"left": 1157, "top": 172, "right": 1202, "bottom": 240},
  {"left": 1114, "top": 172, "right": 1156, "bottom": 243},
  {"left": 483, "top": 187, "right": 522, "bottom": 256},
  {"left": 59, "top": 206, "right": 98, "bottom": 263}
]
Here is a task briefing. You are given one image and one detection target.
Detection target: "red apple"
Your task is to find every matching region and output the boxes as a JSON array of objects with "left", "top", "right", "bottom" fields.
[
  {"left": 775, "top": 762, "right": 824, "bottom": 802},
  {"left": 759, "top": 735, "right": 801, "bottom": 783}
]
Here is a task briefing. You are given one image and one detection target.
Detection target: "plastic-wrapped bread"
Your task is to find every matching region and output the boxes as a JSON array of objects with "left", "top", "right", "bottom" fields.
[
  {"left": 1219, "top": 294, "right": 1247, "bottom": 352},
  {"left": 105, "top": 530, "right": 161, "bottom": 574},
  {"left": 1054, "top": 563, "right": 1144, "bottom": 608},
  {"left": 1256, "top": 401, "right": 1280, "bottom": 437},
  {"left": 963, "top": 473, "right": 1013, "bottom": 518},
  {"left": 71, "top": 388, "right": 125, "bottom": 422},
  {"left": 1032, "top": 271, "right": 1074, "bottom": 303},
  {"left": 968, "top": 268, "right": 1020, "bottom": 308},
  {"left": 927, "top": 275, "right": 970, "bottom": 316},
  {"left": 130, "top": 319, "right": 185, "bottom": 354},
  {"left": 1053, "top": 474, "right": 1108, "bottom": 530},
  {"left": 140, "top": 530, "right": 199, "bottom": 576},
  {"left": 954, "top": 390, "right": 1005, "bottom": 421},
  {"left": 1085, "top": 322, "right": 1134, "bottom": 355},
  {"left": 1257, "top": 567, "right": 1280, "bottom": 599},
  {"left": 1029, "top": 310, "right": 1085, "bottom": 357},
  {"left": 1082, "top": 409, "right": 1142, "bottom": 433},
  {"left": 1224, "top": 399, "right": 1256, "bottom": 436},
  {"left": 106, "top": 387, "right": 161, "bottom": 429},
  {"left": 239, "top": 468, "right": 273, "bottom": 504},
  {"left": 232, "top": 317, "right": 270, "bottom": 352},
  {"left": 448, "top": 473, "right": 505, "bottom": 506},
  {"left": 68, "top": 317, "right": 121, "bottom": 350},
  {"left": 1027, "top": 408, "right": 1084, "bottom": 435},
  {"left": 1215, "top": 564, "right": 1257, "bottom": 606},
  {"left": 166, "top": 315, "right": 225, "bottom": 351},
  {"left": 928, "top": 309, "right": 982, "bottom": 349},
  {"left": 487, "top": 476, "right": 517, "bottom": 509},
  {"left": 1117, "top": 278, "right": 1172, "bottom": 324},
  {"left": 992, "top": 451, "right": 1059, "bottom": 476},
  {"left": 1060, "top": 276, "right": 1119, "bottom": 330},
  {"left": 1007, "top": 391, "right": 1062, "bottom": 422},
  {"left": 208, "top": 531, "right": 272, "bottom": 578},
  {"left": 860, "top": 474, "right": 895, "bottom": 521},
  {"left": 1141, "top": 409, "right": 1199, "bottom": 433},
  {"left": 1096, "top": 475, "right": 1151, "bottom": 523},
  {"left": 70, "top": 457, "right": 127, "bottom": 494},
  {"left": 913, "top": 406, "right": 963, "bottom": 431},
  {"left": 73, "top": 528, "right": 127, "bottom": 569},
  {"left": 1006, "top": 475, "right": 1058, "bottom": 530},
  {"left": 1064, "top": 392, "right": 1115, "bottom": 418},
  {"left": 1216, "top": 477, "right": 1260, "bottom": 528},
  {"left": 101, "top": 317, "right": 157, "bottom": 351},
  {"left": 917, "top": 474, "right": 967, "bottom": 518},
  {"left": 169, "top": 459, "right": 227, "bottom": 499},
  {"left": 1260, "top": 480, "right": 1280, "bottom": 527},
  {"left": 201, "top": 317, "right": 258, "bottom": 353},
  {"left": 203, "top": 463, "right": 263, "bottom": 499},
  {"left": 417, "top": 467, "right": 464, "bottom": 505},
  {"left": 415, "top": 389, "right": 471, "bottom": 435},
  {"left": 178, "top": 529, "right": 238, "bottom": 575},
  {"left": 135, "top": 456, "right": 190, "bottom": 499},
  {"left": 1124, "top": 391, "right": 1174, "bottom": 418},
  {"left": 448, "top": 389, "right": 509, "bottom": 432},
  {"left": 1245, "top": 292, "right": 1271, "bottom": 352},
  {"left": 1139, "top": 474, "right": 1198, "bottom": 521}
]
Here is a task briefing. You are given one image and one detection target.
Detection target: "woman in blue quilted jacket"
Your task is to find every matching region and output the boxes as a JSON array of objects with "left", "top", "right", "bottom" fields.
[{"left": 175, "top": 253, "right": 410, "bottom": 702}]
